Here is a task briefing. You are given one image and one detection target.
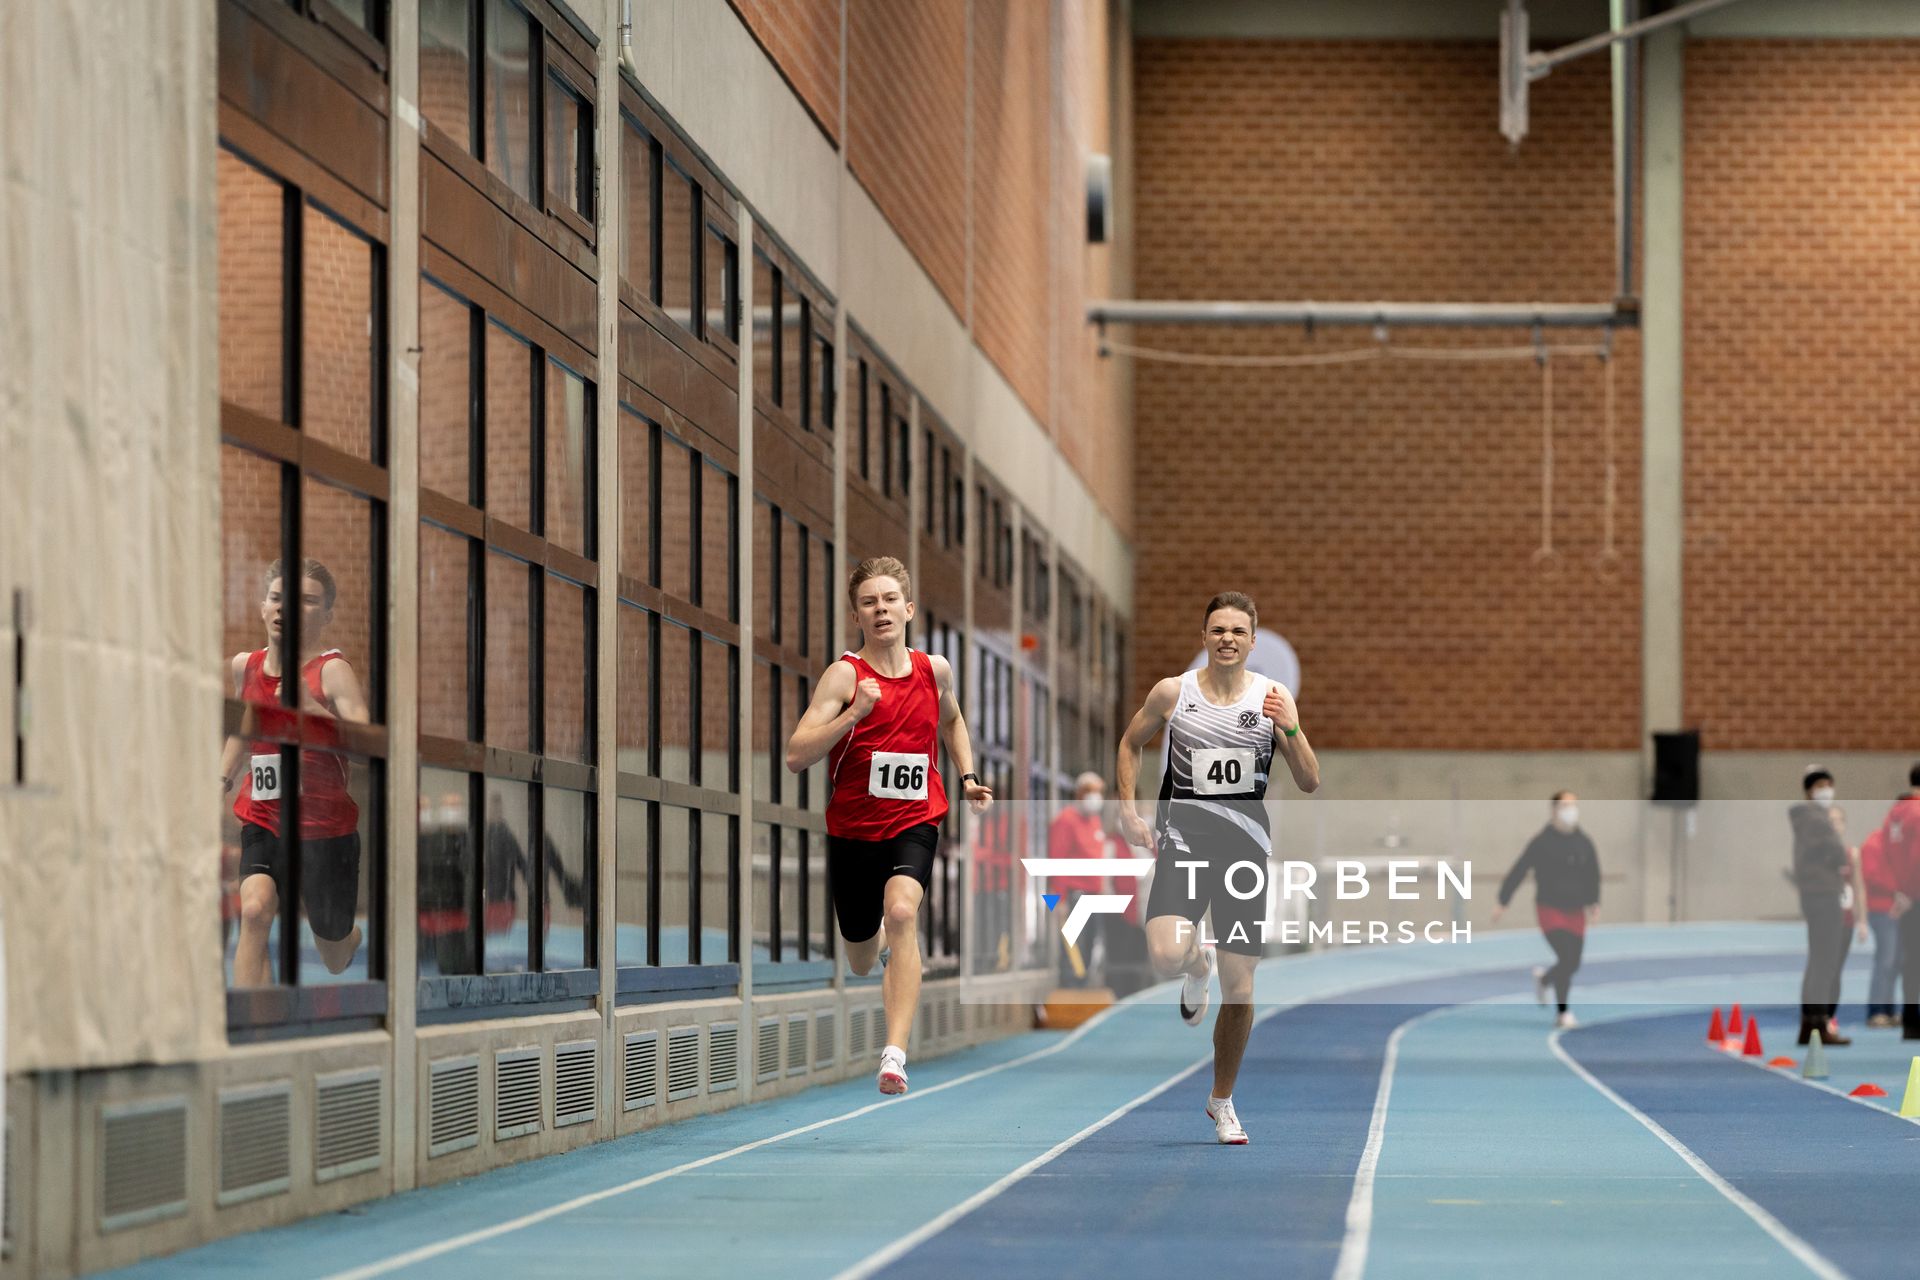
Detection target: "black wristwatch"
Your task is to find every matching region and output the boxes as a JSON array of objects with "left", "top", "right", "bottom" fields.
[{"left": 961, "top": 772, "right": 980, "bottom": 786}]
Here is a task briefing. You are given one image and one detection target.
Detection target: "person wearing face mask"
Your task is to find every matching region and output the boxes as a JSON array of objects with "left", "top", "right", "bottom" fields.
[
  {"left": 1048, "top": 773, "right": 1117, "bottom": 984},
  {"left": 1790, "top": 766, "right": 1854, "bottom": 1045},
  {"left": 1491, "top": 792, "right": 1600, "bottom": 1028}
]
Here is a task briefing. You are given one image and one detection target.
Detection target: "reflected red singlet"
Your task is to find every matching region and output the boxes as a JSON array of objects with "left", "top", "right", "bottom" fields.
[
  {"left": 826, "top": 649, "right": 948, "bottom": 841},
  {"left": 233, "top": 648, "right": 359, "bottom": 838}
]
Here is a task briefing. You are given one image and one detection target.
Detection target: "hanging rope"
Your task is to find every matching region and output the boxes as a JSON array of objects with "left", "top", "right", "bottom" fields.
[
  {"left": 1533, "top": 335, "right": 1561, "bottom": 577},
  {"left": 1100, "top": 331, "right": 1626, "bottom": 579},
  {"left": 1593, "top": 339, "right": 1621, "bottom": 581}
]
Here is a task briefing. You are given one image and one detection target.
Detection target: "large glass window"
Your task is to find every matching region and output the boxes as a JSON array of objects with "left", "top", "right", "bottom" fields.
[
  {"left": 661, "top": 160, "right": 697, "bottom": 334},
  {"left": 420, "top": 279, "right": 474, "bottom": 501},
  {"left": 613, "top": 408, "right": 742, "bottom": 978},
  {"left": 413, "top": 271, "right": 598, "bottom": 987},
  {"left": 706, "top": 222, "right": 738, "bottom": 347},
  {"left": 753, "top": 251, "right": 777, "bottom": 402},
  {"left": 620, "top": 116, "right": 657, "bottom": 300},
  {"left": 420, "top": 0, "right": 474, "bottom": 150},
  {"left": 482, "top": 0, "right": 536, "bottom": 202},
  {"left": 217, "top": 147, "right": 389, "bottom": 1021},
  {"left": 546, "top": 68, "right": 593, "bottom": 223}
]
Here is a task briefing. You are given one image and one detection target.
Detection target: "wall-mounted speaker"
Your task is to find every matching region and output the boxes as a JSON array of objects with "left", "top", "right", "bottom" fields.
[{"left": 1652, "top": 730, "right": 1700, "bottom": 804}]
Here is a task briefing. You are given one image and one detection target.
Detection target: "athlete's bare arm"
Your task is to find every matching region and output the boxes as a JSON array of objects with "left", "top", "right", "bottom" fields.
[
  {"left": 318, "top": 658, "right": 372, "bottom": 726},
  {"left": 1115, "top": 676, "right": 1181, "bottom": 851},
  {"left": 1261, "top": 683, "right": 1320, "bottom": 793},
  {"left": 784, "top": 660, "right": 873, "bottom": 773},
  {"left": 220, "top": 652, "right": 250, "bottom": 793},
  {"left": 930, "top": 654, "right": 992, "bottom": 814}
]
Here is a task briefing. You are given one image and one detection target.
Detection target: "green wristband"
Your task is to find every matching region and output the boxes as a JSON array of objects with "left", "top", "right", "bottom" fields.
[{"left": 1283, "top": 725, "right": 1299, "bottom": 738}]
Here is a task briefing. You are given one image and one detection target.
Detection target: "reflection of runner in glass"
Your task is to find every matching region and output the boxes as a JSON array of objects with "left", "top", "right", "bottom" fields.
[
  {"left": 220, "top": 559, "right": 369, "bottom": 985},
  {"left": 786, "top": 557, "right": 993, "bottom": 1095},
  {"left": 1491, "top": 793, "right": 1599, "bottom": 1029},
  {"left": 1117, "top": 592, "right": 1319, "bottom": 1145}
]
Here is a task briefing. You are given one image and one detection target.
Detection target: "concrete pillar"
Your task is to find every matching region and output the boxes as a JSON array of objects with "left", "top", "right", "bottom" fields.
[{"left": 1639, "top": 27, "right": 1685, "bottom": 920}]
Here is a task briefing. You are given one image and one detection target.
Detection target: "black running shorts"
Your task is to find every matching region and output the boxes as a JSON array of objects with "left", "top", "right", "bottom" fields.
[
  {"left": 239, "top": 822, "right": 363, "bottom": 943},
  {"left": 1143, "top": 802, "right": 1270, "bottom": 957},
  {"left": 827, "top": 822, "right": 939, "bottom": 944}
]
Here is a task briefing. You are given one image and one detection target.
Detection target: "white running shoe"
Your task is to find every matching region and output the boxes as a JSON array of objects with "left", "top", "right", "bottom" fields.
[
  {"left": 877, "top": 1047, "right": 908, "bottom": 1096},
  {"left": 1555, "top": 1012, "right": 1579, "bottom": 1030},
  {"left": 1180, "top": 946, "right": 1217, "bottom": 1027},
  {"left": 1206, "top": 1097, "right": 1248, "bottom": 1145},
  {"left": 1532, "top": 966, "right": 1549, "bottom": 1006}
]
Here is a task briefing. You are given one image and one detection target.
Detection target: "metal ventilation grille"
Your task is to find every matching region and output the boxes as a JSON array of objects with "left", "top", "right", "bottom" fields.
[
  {"left": 666, "top": 1026, "right": 701, "bottom": 1102},
  {"left": 756, "top": 1017, "right": 781, "bottom": 1084},
  {"left": 217, "top": 1082, "right": 292, "bottom": 1207},
  {"left": 848, "top": 1007, "right": 868, "bottom": 1060},
  {"left": 428, "top": 1056, "right": 480, "bottom": 1157},
  {"left": 708, "top": 1023, "right": 739, "bottom": 1093},
  {"left": 555, "top": 1040, "right": 597, "bottom": 1128},
  {"left": 814, "top": 1010, "right": 836, "bottom": 1069},
  {"left": 623, "top": 1032, "right": 658, "bottom": 1111},
  {"left": 785, "top": 1013, "right": 809, "bottom": 1077},
  {"left": 315, "top": 1068, "right": 383, "bottom": 1183},
  {"left": 934, "top": 998, "right": 950, "bottom": 1041},
  {"left": 495, "top": 1049, "right": 543, "bottom": 1141},
  {"left": 99, "top": 1098, "right": 189, "bottom": 1232}
]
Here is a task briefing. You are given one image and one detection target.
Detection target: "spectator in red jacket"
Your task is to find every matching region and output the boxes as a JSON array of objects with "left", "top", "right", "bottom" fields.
[
  {"left": 1048, "top": 772, "right": 1115, "bottom": 898},
  {"left": 1874, "top": 766, "right": 1920, "bottom": 1040},
  {"left": 1860, "top": 798, "right": 1907, "bottom": 1027}
]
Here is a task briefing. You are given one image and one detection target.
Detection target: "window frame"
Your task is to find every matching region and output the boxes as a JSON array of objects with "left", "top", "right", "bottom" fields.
[
  {"left": 543, "top": 48, "right": 597, "bottom": 242},
  {"left": 411, "top": 255, "right": 603, "bottom": 1013},
  {"left": 217, "top": 138, "right": 394, "bottom": 1037}
]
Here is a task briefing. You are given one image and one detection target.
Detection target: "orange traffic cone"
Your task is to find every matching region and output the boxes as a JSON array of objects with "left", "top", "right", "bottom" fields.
[
  {"left": 1742, "top": 1019, "right": 1764, "bottom": 1057},
  {"left": 1849, "top": 1083, "right": 1888, "bottom": 1098},
  {"left": 1707, "top": 1008, "right": 1725, "bottom": 1043},
  {"left": 1767, "top": 1056, "right": 1796, "bottom": 1069}
]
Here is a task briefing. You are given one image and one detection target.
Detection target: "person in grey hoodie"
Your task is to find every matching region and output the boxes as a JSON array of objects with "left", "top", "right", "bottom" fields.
[{"left": 1792, "top": 766, "right": 1854, "bottom": 1046}]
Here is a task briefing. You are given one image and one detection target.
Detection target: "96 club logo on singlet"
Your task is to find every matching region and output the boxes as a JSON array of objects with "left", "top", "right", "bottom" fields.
[{"left": 868, "top": 751, "right": 930, "bottom": 800}]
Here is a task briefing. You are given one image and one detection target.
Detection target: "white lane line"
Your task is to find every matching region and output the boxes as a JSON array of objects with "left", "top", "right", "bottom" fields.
[
  {"left": 1548, "top": 1028, "right": 1852, "bottom": 1280},
  {"left": 1329, "top": 1006, "right": 1451, "bottom": 1280},
  {"left": 319, "top": 999, "right": 1139, "bottom": 1280},
  {"left": 1719, "top": 1037, "right": 1920, "bottom": 1127},
  {"left": 321, "top": 949, "right": 1813, "bottom": 1279},
  {"left": 828, "top": 1046, "right": 1222, "bottom": 1280}
]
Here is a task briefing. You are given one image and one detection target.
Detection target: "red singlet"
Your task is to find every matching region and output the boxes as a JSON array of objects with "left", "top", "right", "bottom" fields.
[
  {"left": 233, "top": 648, "right": 360, "bottom": 838},
  {"left": 826, "top": 649, "right": 948, "bottom": 840}
]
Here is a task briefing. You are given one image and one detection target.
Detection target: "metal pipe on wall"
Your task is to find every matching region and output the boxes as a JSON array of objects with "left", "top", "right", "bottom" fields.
[
  {"left": 1612, "top": 0, "right": 1639, "bottom": 301},
  {"left": 1085, "top": 299, "right": 1637, "bottom": 329},
  {"left": 1530, "top": 0, "right": 1747, "bottom": 77}
]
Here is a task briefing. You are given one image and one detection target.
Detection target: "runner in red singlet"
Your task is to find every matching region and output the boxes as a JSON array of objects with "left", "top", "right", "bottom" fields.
[
  {"left": 785, "top": 556, "right": 993, "bottom": 1095},
  {"left": 219, "top": 559, "right": 370, "bottom": 985}
]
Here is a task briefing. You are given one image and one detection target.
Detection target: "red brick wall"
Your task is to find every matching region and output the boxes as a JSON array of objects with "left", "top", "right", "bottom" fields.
[
  {"left": 846, "top": 0, "right": 968, "bottom": 314},
  {"left": 1131, "top": 42, "right": 1640, "bottom": 749},
  {"left": 1683, "top": 40, "right": 1920, "bottom": 749},
  {"left": 728, "top": 0, "right": 842, "bottom": 143},
  {"left": 971, "top": 0, "right": 1051, "bottom": 421}
]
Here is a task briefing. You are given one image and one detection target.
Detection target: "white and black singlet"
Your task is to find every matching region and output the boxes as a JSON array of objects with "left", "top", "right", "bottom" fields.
[{"left": 1144, "top": 669, "right": 1277, "bottom": 956}]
